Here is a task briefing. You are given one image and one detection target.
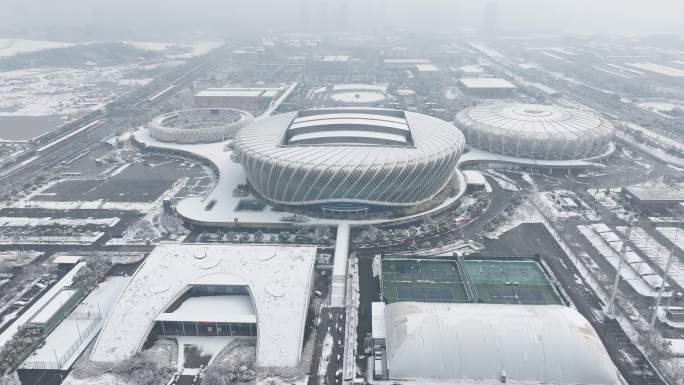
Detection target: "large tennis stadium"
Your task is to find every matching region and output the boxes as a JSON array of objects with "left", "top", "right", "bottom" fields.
[
  {"left": 233, "top": 108, "right": 465, "bottom": 210},
  {"left": 455, "top": 103, "right": 614, "bottom": 160},
  {"left": 149, "top": 108, "right": 254, "bottom": 144}
]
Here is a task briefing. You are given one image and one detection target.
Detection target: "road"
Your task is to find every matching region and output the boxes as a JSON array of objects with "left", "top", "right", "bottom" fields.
[
  {"left": 309, "top": 308, "right": 346, "bottom": 385},
  {"left": 484, "top": 224, "right": 666, "bottom": 385},
  {"left": 0, "top": 46, "right": 230, "bottom": 199}
]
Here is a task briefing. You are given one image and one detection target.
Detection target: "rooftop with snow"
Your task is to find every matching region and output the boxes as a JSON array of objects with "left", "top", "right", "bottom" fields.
[{"left": 90, "top": 243, "right": 316, "bottom": 367}]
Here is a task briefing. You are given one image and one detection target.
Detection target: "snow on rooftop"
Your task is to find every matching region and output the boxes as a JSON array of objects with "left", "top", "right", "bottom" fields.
[
  {"left": 371, "top": 302, "right": 386, "bottom": 340},
  {"left": 53, "top": 255, "right": 82, "bottom": 265},
  {"left": 91, "top": 244, "right": 316, "bottom": 367},
  {"left": 289, "top": 130, "right": 408, "bottom": 145},
  {"left": 385, "top": 302, "right": 619, "bottom": 384},
  {"left": 623, "top": 185, "right": 684, "bottom": 201},
  {"left": 627, "top": 62, "right": 684, "bottom": 77},
  {"left": 416, "top": 64, "right": 440, "bottom": 72},
  {"left": 0, "top": 38, "right": 75, "bottom": 57},
  {"left": 459, "top": 78, "right": 516, "bottom": 89},
  {"left": 463, "top": 170, "right": 487, "bottom": 186},
  {"left": 155, "top": 295, "right": 256, "bottom": 323},
  {"left": 30, "top": 289, "right": 80, "bottom": 325}
]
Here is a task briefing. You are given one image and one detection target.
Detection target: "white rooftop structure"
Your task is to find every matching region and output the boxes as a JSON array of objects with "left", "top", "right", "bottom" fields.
[
  {"left": 195, "top": 87, "right": 283, "bottom": 98},
  {"left": 458, "top": 78, "right": 516, "bottom": 89},
  {"left": 627, "top": 62, "right": 684, "bottom": 77},
  {"left": 234, "top": 108, "right": 465, "bottom": 207},
  {"left": 456, "top": 103, "right": 614, "bottom": 161},
  {"left": 52, "top": 255, "right": 81, "bottom": 265},
  {"left": 384, "top": 302, "right": 619, "bottom": 384},
  {"left": 415, "top": 64, "right": 440, "bottom": 72},
  {"left": 459, "top": 65, "right": 486, "bottom": 74},
  {"left": 322, "top": 55, "right": 350, "bottom": 62},
  {"left": 91, "top": 244, "right": 316, "bottom": 367},
  {"left": 30, "top": 288, "right": 80, "bottom": 324},
  {"left": 463, "top": 170, "right": 487, "bottom": 186},
  {"left": 371, "top": 302, "right": 386, "bottom": 340}
]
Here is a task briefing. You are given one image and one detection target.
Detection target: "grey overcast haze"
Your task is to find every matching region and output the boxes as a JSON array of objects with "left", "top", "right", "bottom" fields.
[
  {"left": 4, "top": 0, "right": 684, "bottom": 385},
  {"left": 1, "top": 0, "right": 684, "bottom": 39}
]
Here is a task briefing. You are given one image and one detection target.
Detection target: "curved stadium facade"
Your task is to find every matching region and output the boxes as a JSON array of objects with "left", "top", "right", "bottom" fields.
[
  {"left": 149, "top": 108, "right": 254, "bottom": 144},
  {"left": 455, "top": 103, "right": 614, "bottom": 160},
  {"left": 233, "top": 108, "right": 465, "bottom": 208}
]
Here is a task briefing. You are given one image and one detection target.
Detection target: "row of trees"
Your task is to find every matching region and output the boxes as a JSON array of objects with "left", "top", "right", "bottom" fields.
[
  {"left": 0, "top": 325, "right": 43, "bottom": 375},
  {"left": 353, "top": 191, "right": 491, "bottom": 245},
  {"left": 71, "top": 258, "right": 112, "bottom": 292},
  {"left": 198, "top": 227, "right": 335, "bottom": 246}
]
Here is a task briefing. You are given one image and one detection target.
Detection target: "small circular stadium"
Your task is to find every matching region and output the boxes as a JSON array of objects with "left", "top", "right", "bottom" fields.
[
  {"left": 455, "top": 103, "right": 614, "bottom": 160},
  {"left": 233, "top": 108, "right": 465, "bottom": 211},
  {"left": 149, "top": 108, "right": 254, "bottom": 144}
]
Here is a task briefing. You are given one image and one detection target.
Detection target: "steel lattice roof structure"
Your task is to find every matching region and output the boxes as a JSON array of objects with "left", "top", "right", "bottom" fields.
[
  {"left": 456, "top": 103, "right": 614, "bottom": 160},
  {"left": 149, "top": 108, "right": 254, "bottom": 144},
  {"left": 234, "top": 108, "right": 465, "bottom": 207}
]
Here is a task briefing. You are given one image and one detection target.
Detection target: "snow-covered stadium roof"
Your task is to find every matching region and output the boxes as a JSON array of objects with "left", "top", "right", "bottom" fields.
[
  {"left": 385, "top": 302, "right": 619, "bottom": 385},
  {"left": 456, "top": 103, "right": 614, "bottom": 160},
  {"left": 234, "top": 108, "right": 465, "bottom": 207},
  {"left": 91, "top": 244, "right": 316, "bottom": 367}
]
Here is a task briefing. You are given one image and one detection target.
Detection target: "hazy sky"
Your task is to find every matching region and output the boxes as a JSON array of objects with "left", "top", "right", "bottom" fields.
[{"left": 1, "top": 0, "right": 683, "bottom": 40}]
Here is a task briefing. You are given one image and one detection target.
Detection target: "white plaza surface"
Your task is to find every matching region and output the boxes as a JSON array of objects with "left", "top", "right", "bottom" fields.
[{"left": 91, "top": 243, "right": 316, "bottom": 367}]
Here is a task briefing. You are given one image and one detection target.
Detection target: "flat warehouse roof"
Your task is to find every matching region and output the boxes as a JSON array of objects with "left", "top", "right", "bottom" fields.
[
  {"left": 623, "top": 186, "right": 684, "bottom": 202},
  {"left": 416, "top": 64, "right": 440, "bottom": 72},
  {"left": 459, "top": 78, "right": 516, "bottom": 89}
]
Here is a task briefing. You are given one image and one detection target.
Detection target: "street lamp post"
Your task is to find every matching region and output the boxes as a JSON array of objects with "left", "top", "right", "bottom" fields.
[{"left": 605, "top": 213, "right": 637, "bottom": 318}]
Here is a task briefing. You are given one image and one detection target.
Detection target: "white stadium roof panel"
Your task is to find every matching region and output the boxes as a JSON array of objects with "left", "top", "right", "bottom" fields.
[
  {"left": 234, "top": 108, "right": 465, "bottom": 207},
  {"left": 289, "top": 130, "right": 408, "bottom": 145},
  {"left": 456, "top": 103, "right": 614, "bottom": 160},
  {"left": 384, "top": 302, "right": 618, "bottom": 384}
]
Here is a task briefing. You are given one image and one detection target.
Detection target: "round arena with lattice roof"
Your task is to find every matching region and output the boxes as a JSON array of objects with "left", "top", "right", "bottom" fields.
[
  {"left": 455, "top": 103, "right": 614, "bottom": 160},
  {"left": 233, "top": 108, "right": 465, "bottom": 209},
  {"left": 149, "top": 108, "right": 254, "bottom": 144}
]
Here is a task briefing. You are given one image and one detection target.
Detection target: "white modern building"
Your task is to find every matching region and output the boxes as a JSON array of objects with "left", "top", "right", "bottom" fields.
[
  {"left": 233, "top": 108, "right": 465, "bottom": 210},
  {"left": 381, "top": 302, "right": 619, "bottom": 384},
  {"left": 148, "top": 108, "right": 254, "bottom": 144},
  {"left": 456, "top": 103, "right": 614, "bottom": 161},
  {"left": 90, "top": 244, "right": 316, "bottom": 367},
  {"left": 194, "top": 87, "right": 284, "bottom": 111},
  {"left": 458, "top": 78, "right": 517, "bottom": 97}
]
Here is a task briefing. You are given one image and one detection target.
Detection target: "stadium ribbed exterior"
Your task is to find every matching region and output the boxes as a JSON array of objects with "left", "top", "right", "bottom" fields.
[
  {"left": 233, "top": 108, "right": 465, "bottom": 207},
  {"left": 456, "top": 104, "right": 614, "bottom": 160},
  {"left": 149, "top": 108, "right": 254, "bottom": 144}
]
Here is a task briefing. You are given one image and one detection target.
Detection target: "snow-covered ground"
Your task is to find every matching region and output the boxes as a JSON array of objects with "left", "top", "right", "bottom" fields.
[
  {"left": 0, "top": 39, "right": 75, "bottom": 57},
  {"left": 0, "top": 233, "right": 104, "bottom": 245},
  {"left": 123, "top": 40, "right": 223, "bottom": 59},
  {"left": 0, "top": 66, "right": 153, "bottom": 117},
  {"left": 0, "top": 216, "right": 119, "bottom": 227}
]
